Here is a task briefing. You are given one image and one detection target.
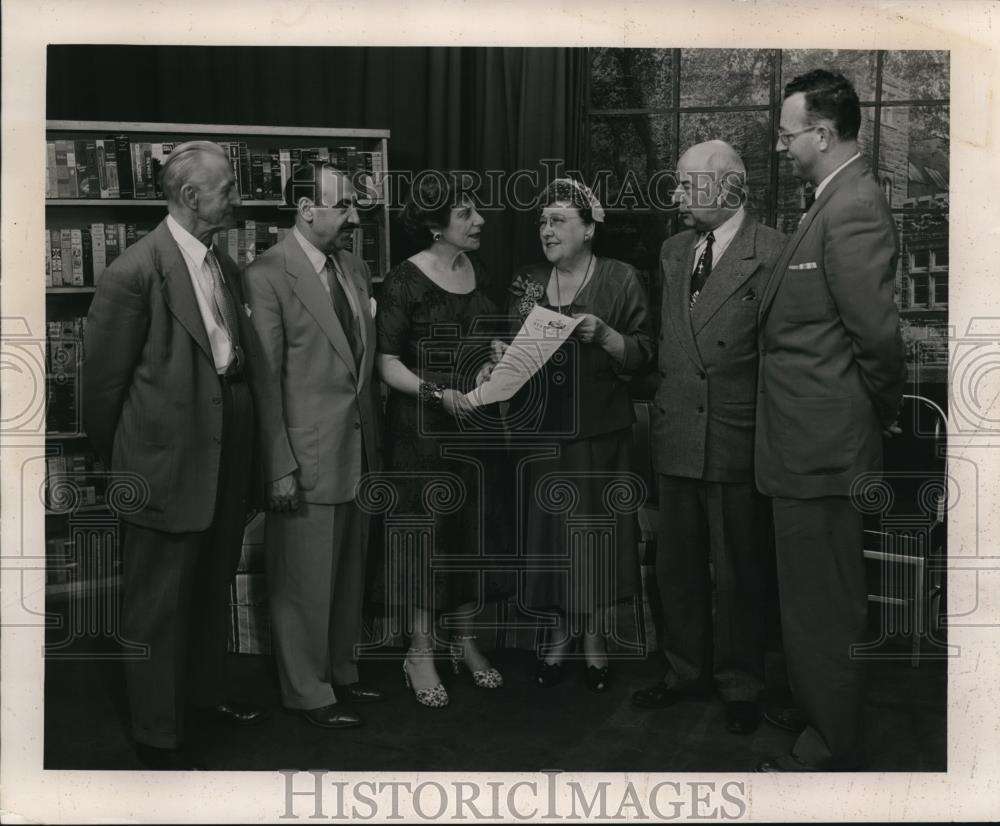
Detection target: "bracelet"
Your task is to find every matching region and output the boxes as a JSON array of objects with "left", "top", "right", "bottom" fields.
[{"left": 418, "top": 381, "right": 446, "bottom": 408}]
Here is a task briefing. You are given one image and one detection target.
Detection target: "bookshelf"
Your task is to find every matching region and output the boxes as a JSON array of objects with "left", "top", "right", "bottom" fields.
[{"left": 45, "top": 119, "right": 392, "bottom": 598}]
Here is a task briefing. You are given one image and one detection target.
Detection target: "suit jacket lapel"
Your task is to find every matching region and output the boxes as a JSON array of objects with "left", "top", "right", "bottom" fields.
[
  {"left": 662, "top": 233, "right": 702, "bottom": 367},
  {"left": 759, "top": 157, "right": 867, "bottom": 324},
  {"left": 155, "top": 220, "right": 213, "bottom": 364},
  {"left": 332, "top": 250, "right": 374, "bottom": 390},
  {"left": 690, "top": 214, "right": 757, "bottom": 335},
  {"left": 285, "top": 236, "right": 359, "bottom": 382}
]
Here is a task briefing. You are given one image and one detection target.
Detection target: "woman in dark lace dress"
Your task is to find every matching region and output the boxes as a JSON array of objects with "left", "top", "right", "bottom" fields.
[
  {"left": 506, "top": 178, "right": 653, "bottom": 693},
  {"left": 375, "top": 172, "right": 506, "bottom": 708}
]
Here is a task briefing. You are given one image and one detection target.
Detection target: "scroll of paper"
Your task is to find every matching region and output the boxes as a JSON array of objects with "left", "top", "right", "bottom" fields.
[{"left": 465, "top": 305, "right": 582, "bottom": 407}]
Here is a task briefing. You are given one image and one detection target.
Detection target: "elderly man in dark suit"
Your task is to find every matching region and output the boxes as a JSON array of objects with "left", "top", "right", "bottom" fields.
[
  {"left": 754, "top": 70, "right": 906, "bottom": 771},
  {"left": 244, "top": 162, "right": 383, "bottom": 730},
  {"left": 631, "top": 141, "right": 785, "bottom": 735},
  {"left": 83, "top": 141, "right": 269, "bottom": 769}
]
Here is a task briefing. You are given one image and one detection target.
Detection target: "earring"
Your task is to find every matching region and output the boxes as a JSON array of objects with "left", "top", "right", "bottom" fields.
[{"left": 432, "top": 232, "right": 442, "bottom": 242}]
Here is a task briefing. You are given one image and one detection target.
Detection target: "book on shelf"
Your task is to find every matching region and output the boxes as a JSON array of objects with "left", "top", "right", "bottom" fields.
[
  {"left": 45, "top": 224, "right": 152, "bottom": 287},
  {"left": 45, "top": 449, "right": 108, "bottom": 510},
  {"left": 47, "top": 136, "right": 386, "bottom": 203}
]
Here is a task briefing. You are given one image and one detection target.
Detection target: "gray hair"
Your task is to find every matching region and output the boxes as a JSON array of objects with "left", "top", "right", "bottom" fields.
[{"left": 160, "top": 140, "right": 228, "bottom": 203}]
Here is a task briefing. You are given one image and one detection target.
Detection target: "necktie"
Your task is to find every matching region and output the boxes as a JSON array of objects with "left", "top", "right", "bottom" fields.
[
  {"left": 205, "top": 247, "right": 241, "bottom": 371},
  {"left": 326, "top": 257, "right": 363, "bottom": 367},
  {"left": 689, "top": 231, "right": 715, "bottom": 308},
  {"left": 799, "top": 186, "right": 817, "bottom": 227}
]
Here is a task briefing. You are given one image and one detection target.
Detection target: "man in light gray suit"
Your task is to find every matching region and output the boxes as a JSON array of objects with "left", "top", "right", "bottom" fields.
[
  {"left": 632, "top": 141, "right": 785, "bottom": 735},
  {"left": 245, "top": 161, "right": 383, "bottom": 729}
]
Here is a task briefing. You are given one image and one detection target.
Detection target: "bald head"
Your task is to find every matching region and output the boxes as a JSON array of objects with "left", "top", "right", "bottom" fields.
[
  {"left": 678, "top": 140, "right": 746, "bottom": 179},
  {"left": 675, "top": 140, "right": 747, "bottom": 232}
]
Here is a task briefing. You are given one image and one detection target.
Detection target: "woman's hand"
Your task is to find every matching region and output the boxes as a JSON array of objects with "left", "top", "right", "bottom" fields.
[
  {"left": 572, "top": 313, "right": 610, "bottom": 345},
  {"left": 474, "top": 362, "right": 494, "bottom": 387},
  {"left": 442, "top": 389, "right": 476, "bottom": 418}
]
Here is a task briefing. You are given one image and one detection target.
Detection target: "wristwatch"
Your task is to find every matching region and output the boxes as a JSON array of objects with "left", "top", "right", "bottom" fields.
[{"left": 418, "top": 381, "right": 446, "bottom": 408}]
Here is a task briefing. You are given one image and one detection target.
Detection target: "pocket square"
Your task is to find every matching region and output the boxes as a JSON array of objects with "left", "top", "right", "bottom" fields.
[
  {"left": 370, "top": 297, "right": 378, "bottom": 318},
  {"left": 243, "top": 303, "right": 253, "bottom": 318},
  {"left": 788, "top": 262, "right": 818, "bottom": 271},
  {"left": 741, "top": 288, "right": 757, "bottom": 301}
]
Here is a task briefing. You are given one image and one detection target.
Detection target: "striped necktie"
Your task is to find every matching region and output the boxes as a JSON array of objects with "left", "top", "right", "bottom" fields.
[{"left": 205, "top": 247, "right": 241, "bottom": 370}]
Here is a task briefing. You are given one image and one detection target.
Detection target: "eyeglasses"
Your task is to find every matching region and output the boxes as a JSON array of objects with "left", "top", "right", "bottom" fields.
[
  {"left": 538, "top": 214, "right": 583, "bottom": 230},
  {"left": 776, "top": 125, "right": 822, "bottom": 148}
]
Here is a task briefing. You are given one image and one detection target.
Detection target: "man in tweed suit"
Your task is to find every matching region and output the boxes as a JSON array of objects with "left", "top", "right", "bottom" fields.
[
  {"left": 632, "top": 141, "right": 785, "bottom": 736},
  {"left": 83, "top": 141, "right": 268, "bottom": 770}
]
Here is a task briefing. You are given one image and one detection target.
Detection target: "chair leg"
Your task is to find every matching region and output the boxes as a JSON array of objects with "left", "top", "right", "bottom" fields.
[{"left": 912, "top": 559, "right": 926, "bottom": 668}]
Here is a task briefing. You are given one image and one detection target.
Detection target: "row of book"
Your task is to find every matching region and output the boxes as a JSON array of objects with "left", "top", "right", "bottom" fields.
[
  {"left": 47, "top": 317, "right": 86, "bottom": 434},
  {"left": 45, "top": 224, "right": 149, "bottom": 287},
  {"left": 45, "top": 451, "right": 108, "bottom": 510},
  {"left": 47, "top": 218, "right": 383, "bottom": 287},
  {"left": 45, "top": 536, "right": 122, "bottom": 587},
  {"left": 46, "top": 137, "right": 386, "bottom": 202}
]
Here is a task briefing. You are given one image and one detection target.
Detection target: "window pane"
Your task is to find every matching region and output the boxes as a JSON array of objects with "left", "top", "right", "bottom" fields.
[
  {"left": 776, "top": 107, "right": 875, "bottom": 209},
  {"left": 590, "top": 49, "right": 673, "bottom": 110},
  {"left": 879, "top": 105, "right": 948, "bottom": 208},
  {"left": 934, "top": 247, "right": 949, "bottom": 267},
  {"left": 780, "top": 50, "right": 878, "bottom": 101},
  {"left": 933, "top": 275, "right": 948, "bottom": 306},
  {"left": 679, "top": 49, "right": 771, "bottom": 106},
  {"left": 679, "top": 111, "right": 772, "bottom": 211},
  {"left": 899, "top": 211, "right": 949, "bottom": 316},
  {"left": 589, "top": 115, "right": 673, "bottom": 207},
  {"left": 595, "top": 212, "right": 670, "bottom": 283},
  {"left": 882, "top": 51, "right": 949, "bottom": 100}
]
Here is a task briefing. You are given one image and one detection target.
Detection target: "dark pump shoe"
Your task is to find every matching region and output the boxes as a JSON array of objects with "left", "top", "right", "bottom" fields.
[
  {"left": 630, "top": 681, "right": 711, "bottom": 709},
  {"left": 333, "top": 682, "right": 385, "bottom": 704},
  {"left": 202, "top": 700, "right": 268, "bottom": 726},
  {"left": 299, "top": 704, "right": 364, "bottom": 729},
  {"left": 585, "top": 665, "right": 612, "bottom": 694},
  {"left": 725, "top": 700, "right": 760, "bottom": 735},
  {"left": 135, "top": 743, "right": 206, "bottom": 771}
]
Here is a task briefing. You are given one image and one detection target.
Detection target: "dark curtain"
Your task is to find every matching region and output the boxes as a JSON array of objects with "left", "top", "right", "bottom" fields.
[{"left": 47, "top": 45, "right": 586, "bottom": 289}]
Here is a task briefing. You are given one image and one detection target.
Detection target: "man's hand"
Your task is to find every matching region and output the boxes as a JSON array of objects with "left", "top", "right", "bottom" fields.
[
  {"left": 882, "top": 420, "right": 902, "bottom": 439},
  {"left": 269, "top": 473, "right": 300, "bottom": 511}
]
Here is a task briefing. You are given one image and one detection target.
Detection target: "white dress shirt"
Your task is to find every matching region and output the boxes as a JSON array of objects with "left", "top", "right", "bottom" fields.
[
  {"left": 815, "top": 152, "right": 862, "bottom": 199},
  {"left": 166, "top": 214, "right": 233, "bottom": 373},
  {"left": 292, "top": 226, "right": 361, "bottom": 322},
  {"left": 692, "top": 206, "right": 745, "bottom": 272}
]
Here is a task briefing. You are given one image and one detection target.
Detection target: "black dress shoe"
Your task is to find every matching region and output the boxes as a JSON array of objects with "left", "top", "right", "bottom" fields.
[
  {"left": 631, "top": 681, "right": 711, "bottom": 709},
  {"left": 585, "top": 665, "right": 612, "bottom": 694},
  {"left": 135, "top": 743, "right": 206, "bottom": 771},
  {"left": 536, "top": 660, "right": 567, "bottom": 687},
  {"left": 299, "top": 704, "right": 364, "bottom": 729},
  {"left": 201, "top": 700, "right": 268, "bottom": 726},
  {"left": 754, "top": 753, "right": 817, "bottom": 772},
  {"left": 763, "top": 704, "right": 808, "bottom": 733},
  {"left": 725, "top": 700, "right": 760, "bottom": 735},
  {"left": 333, "top": 682, "right": 385, "bottom": 704}
]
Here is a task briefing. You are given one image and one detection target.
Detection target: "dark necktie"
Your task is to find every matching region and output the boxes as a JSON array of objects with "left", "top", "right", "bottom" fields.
[
  {"left": 689, "top": 231, "right": 715, "bottom": 308},
  {"left": 205, "top": 247, "right": 241, "bottom": 371},
  {"left": 326, "top": 257, "right": 363, "bottom": 367}
]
